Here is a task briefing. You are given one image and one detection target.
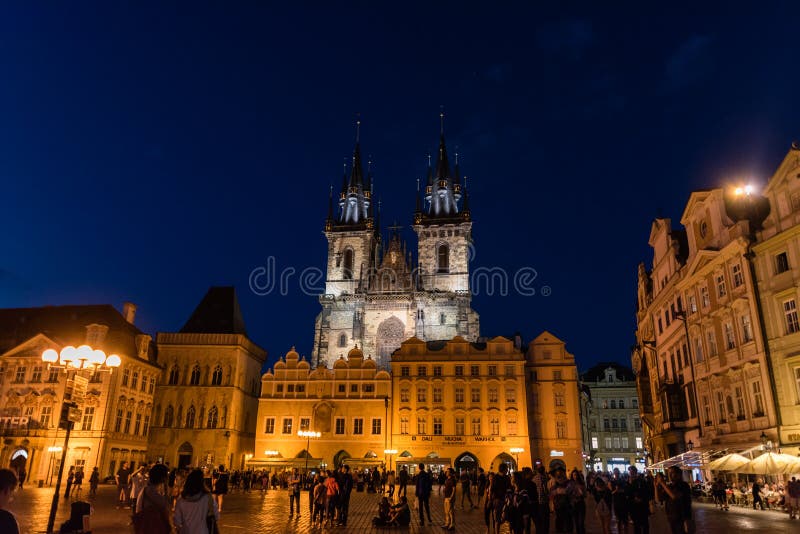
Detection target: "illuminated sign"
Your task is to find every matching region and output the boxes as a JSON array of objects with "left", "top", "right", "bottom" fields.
[
  {"left": 550, "top": 450, "right": 564, "bottom": 457},
  {"left": 0, "top": 416, "right": 29, "bottom": 427}
]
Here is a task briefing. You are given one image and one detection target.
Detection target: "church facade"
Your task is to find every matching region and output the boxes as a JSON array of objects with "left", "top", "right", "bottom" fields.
[{"left": 312, "top": 123, "right": 480, "bottom": 369}]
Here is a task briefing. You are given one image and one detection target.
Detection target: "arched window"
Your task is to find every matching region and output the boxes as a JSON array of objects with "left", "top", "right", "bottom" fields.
[
  {"left": 338, "top": 333, "right": 347, "bottom": 347},
  {"left": 212, "top": 366, "right": 223, "bottom": 386},
  {"left": 437, "top": 243, "right": 449, "bottom": 273},
  {"left": 176, "top": 405, "right": 183, "bottom": 428},
  {"left": 207, "top": 406, "right": 219, "bottom": 429},
  {"left": 168, "top": 365, "right": 179, "bottom": 385},
  {"left": 186, "top": 405, "right": 196, "bottom": 428},
  {"left": 190, "top": 365, "right": 201, "bottom": 385},
  {"left": 342, "top": 248, "right": 354, "bottom": 280},
  {"left": 164, "top": 405, "right": 174, "bottom": 427}
]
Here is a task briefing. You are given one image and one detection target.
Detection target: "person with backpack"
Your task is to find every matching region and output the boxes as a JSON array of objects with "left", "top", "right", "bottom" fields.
[
  {"left": 414, "top": 463, "right": 433, "bottom": 525},
  {"left": 593, "top": 476, "right": 613, "bottom": 534},
  {"left": 442, "top": 467, "right": 457, "bottom": 530},
  {"left": 505, "top": 471, "right": 531, "bottom": 534}
]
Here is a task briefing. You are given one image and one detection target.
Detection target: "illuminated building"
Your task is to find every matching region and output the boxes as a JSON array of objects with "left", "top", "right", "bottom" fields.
[
  {"left": 147, "top": 287, "right": 266, "bottom": 470},
  {"left": 0, "top": 303, "right": 158, "bottom": 483}
]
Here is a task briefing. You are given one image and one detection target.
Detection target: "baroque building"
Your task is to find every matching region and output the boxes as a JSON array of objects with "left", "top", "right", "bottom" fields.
[
  {"left": 0, "top": 303, "right": 158, "bottom": 483},
  {"left": 578, "top": 363, "right": 644, "bottom": 473},
  {"left": 147, "top": 287, "right": 266, "bottom": 470},
  {"left": 312, "top": 121, "right": 480, "bottom": 369},
  {"left": 633, "top": 144, "right": 800, "bottom": 465},
  {"left": 251, "top": 346, "right": 391, "bottom": 472}
]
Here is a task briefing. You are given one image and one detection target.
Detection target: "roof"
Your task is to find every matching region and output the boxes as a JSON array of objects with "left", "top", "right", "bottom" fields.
[
  {"left": 179, "top": 286, "right": 248, "bottom": 335},
  {"left": 0, "top": 304, "right": 155, "bottom": 362},
  {"left": 581, "top": 361, "right": 636, "bottom": 382}
]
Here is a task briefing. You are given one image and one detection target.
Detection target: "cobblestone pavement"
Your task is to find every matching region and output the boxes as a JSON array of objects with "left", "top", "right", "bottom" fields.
[{"left": 7, "top": 484, "right": 799, "bottom": 533}]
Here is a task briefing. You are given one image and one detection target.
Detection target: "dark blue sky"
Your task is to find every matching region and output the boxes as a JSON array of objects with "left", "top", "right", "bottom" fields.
[{"left": 2, "top": 3, "right": 798, "bottom": 370}]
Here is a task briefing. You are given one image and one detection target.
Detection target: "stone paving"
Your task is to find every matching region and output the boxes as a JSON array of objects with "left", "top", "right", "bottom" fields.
[{"left": 7, "top": 483, "right": 799, "bottom": 533}]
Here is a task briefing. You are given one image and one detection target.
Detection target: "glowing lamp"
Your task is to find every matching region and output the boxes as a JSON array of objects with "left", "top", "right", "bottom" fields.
[
  {"left": 42, "top": 349, "right": 59, "bottom": 363},
  {"left": 105, "top": 354, "right": 121, "bottom": 368},
  {"left": 59, "top": 346, "right": 77, "bottom": 363},
  {"left": 76, "top": 345, "right": 92, "bottom": 362},
  {"left": 88, "top": 349, "right": 106, "bottom": 365}
]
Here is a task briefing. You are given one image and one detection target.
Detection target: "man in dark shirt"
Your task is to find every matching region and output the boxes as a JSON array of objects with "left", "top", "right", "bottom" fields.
[
  {"left": 115, "top": 462, "right": 131, "bottom": 507},
  {"left": 337, "top": 465, "right": 354, "bottom": 526},
  {"left": 443, "top": 468, "right": 457, "bottom": 530},
  {"left": 752, "top": 479, "right": 765, "bottom": 510},
  {"left": 626, "top": 466, "right": 651, "bottom": 534},
  {"left": 398, "top": 466, "right": 409, "bottom": 497},
  {"left": 414, "top": 463, "right": 433, "bottom": 525},
  {"left": 0, "top": 469, "right": 20, "bottom": 534},
  {"left": 656, "top": 466, "right": 692, "bottom": 534}
]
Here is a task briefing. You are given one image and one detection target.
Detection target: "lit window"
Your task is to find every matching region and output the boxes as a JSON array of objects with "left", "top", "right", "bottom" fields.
[
  {"left": 488, "top": 388, "right": 498, "bottom": 403},
  {"left": 265, "top": 418, "right": 275, "bottom": 434},
  {"left": 741, "top": 314, "right": 753, "bottom": 342},
  {"left": 700, "top": 286, "right": 710, "bottom": 308},
  {"left": 417, "top": 386, "right": 427, "bottom": 403},
  {"left": 372, "top": 418, "right": 381, "bottom": 435},
  {"left": 591, "top": 436, "right": 598, "bottom": 449},
  {"left": 732, "top": 263, "right": 744, "bottom": 287},
  {"left": 635, "top": 437, "right": 643, "bottom": 449},
  {"left": 724, "top": 322, "right": 736, "bottom": 350},
  {"left": 282, "top": 418, "right": 293, "bottom": 434},
  {"left": 556, "top": 420, "right": 566, "bottom": 439},
  {"left": 490, "top": 416, "right": 500, "bottom": 435},
  {"left": 751, "top": 381, "right": 765, "bottom": 415},
  {"left": 81, "top": 407, "right": 95, "bottom": 430},
  {"left": 784, "top": 299, "right": 800, "bottom": 334},
  {"left": 399, "top": 417, "right": 408, "bottom": 435},
  {"left": 433, "top": 417, "right": 443, "bottom": 435},
  {"left": 433, "top": 387, "right": 443, "bottom": 403},
  {"left": 417, "top": 417, "right": 426, "bottom": 435},
  {"left": 454, "top": 387, "right": 465, "bottom": 403},
  {"left": 716, "top": 274, "right": 727, "bottom": 298},
  {"left": 400, "top": 388, "right": 409, "bottom": 402},
  {"left": 471, "top": 417, "right": 481, "bottom": 435}
]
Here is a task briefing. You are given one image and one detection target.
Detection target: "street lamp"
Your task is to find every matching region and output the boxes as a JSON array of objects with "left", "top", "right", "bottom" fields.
[
  {"left": 384, "top": 449, "right": 398, "bottom": 471},
  {"left": 510, "top": 447, "right": 524, "bottom": 471},
  {"left": 298, "top": 430, "right": 321, "bottom": 475},
  {"left": 41, "top": 345, "right": 120, "bottom": 534}
]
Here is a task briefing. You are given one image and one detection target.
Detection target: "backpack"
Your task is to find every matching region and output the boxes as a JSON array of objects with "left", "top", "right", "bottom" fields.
[{"left": 502, "top": 489, "right": 528, "bottom": 524}]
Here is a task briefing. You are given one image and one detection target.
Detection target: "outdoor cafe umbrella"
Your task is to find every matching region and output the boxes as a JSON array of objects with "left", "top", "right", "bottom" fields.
[
  {"left": 707, "top": 453, "right": 750, "bottom": 471},
  {"left": 739, "top": 452, "right": 800, "bottom": 475}
]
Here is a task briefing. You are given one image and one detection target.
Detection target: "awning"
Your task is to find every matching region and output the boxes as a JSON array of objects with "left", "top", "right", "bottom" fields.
[{"left": 646, "top": 450, "right": 716, "bottom": 471}]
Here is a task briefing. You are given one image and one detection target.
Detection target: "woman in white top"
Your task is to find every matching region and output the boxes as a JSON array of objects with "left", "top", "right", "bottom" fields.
[{"left": 174, "top": 469, "right": 219, "bottom": 534}]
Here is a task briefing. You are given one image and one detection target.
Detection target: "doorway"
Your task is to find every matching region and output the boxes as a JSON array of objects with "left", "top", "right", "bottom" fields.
[{"left": 177, "top": 442, "right": 193, "bottom": 469}]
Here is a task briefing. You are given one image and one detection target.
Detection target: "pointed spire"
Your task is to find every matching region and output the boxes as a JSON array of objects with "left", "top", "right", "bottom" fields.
[
  {"left": 327, "top": 184, "right": 334, "bottom": 221},
  {"left": 453, "top": 146, "right": 461, "bottom": 187},
  {"left": 340, "top": 159, "right": 348, "bottom": 198},
  {"left": 425, "top": 153, "right": 433, "bottom": 186},
  {"left": 435, "top": 132, "right": 451, "bottom": 183},
  {"left": 415, "top": 177, "right": 422, "bottom": 213},
  {"left": 462, "top": 175, "right": 471, "bottom": 218}
]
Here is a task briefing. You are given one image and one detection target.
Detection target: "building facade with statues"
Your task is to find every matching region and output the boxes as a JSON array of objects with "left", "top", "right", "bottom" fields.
[
  {"left": 0, "top": 303, "right": 159, "bottom": 484},
  {"left": 147, "top": 287, "right": 267, "bottom": 471}
]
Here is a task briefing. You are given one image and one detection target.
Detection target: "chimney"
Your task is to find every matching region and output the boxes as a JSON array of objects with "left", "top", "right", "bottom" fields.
[{"left": 122, "top": 302, "right": 137, "bottom": 324}]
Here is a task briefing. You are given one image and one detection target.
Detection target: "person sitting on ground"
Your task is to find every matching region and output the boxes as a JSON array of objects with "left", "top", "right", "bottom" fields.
[
  {"left": 0, "top": 469, "right": 19, "bottom": 534},
  {"left": 372, "top": 496, "right": 392, "bottom": 527},
  {"left": 388, "top": 495, "right": 411, "bottom": 526}
]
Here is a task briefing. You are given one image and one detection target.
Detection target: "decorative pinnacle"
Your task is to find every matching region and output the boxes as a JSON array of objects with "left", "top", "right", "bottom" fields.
[
  {"left": 464, "top": 175, "right": 468, "bottom": 188},
  {"left": 455, "top": 146, "right": 459, "bottom": 165},
  {"left": 355, "top": 113, "right": 361, "bottom": 143},
  {"left": 427, "top": 153, "right": 432, "bottom": 166},
  {"left": 439, "top": 105, "right": 444, "bottom": 135},
  {"left": 416, "top": 177, "right": 420, "bottom": 191}
]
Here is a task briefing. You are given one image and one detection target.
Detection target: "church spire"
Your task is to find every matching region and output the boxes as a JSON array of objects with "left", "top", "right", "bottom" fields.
[
  {"left": 422, "top": 111, "right": 459, "bottom": 221},
  {"left": 333, "top": 117, "right": 373, "bottom": 228}
]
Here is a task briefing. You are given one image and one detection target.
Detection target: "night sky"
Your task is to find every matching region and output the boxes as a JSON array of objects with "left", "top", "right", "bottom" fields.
[{"left": 2, "top": 3, "right": 799, "bottom": 371}]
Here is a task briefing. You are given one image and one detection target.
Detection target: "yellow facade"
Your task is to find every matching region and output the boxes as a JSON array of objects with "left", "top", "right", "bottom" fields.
[{"left": 251, "top": 346, "right": 392, "bottom": 472}]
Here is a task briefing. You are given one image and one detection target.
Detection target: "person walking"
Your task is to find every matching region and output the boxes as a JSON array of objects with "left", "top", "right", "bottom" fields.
[
  {"left": 593, "top": 477, "right": 613, "bottom": 534},
  {"left": 387, "top": 470, "right": 396, "bottom": 499},
  {"left": 531, "top": 464, "right": 550, "bottom": 534},
  {"left": 89, "top": 467, "right": 99, "bottom": 498},
  {"left": 414, "top": 463, "right": 433, "bottom": 526},
  {"left": 64, "top": 467, "right": 75, "bottom": 498},
  {"left": 626, "top": 465, "right": 651, "bottom": 534},
  {"left": 0, "top": 469, "right": 20, "bottom": 534},
  {"left": 174, "top": 468, "right": 219, "bottom": 534},
  {"left": 443, "top": 467, "right": 457, "bottom": 531},
  {"left": 211, "top": 465, "right": 229, "bottom": 513},
  {"left": 655, "top": 467, "right": 692, "bottom": 534},
  {"left": 476, "top": 467, "right": 487, "bottom": 508},
  {"left": 72, "top": 468, "right": 84, "bottom": 498},
  {"left": 398, "top": 466, "right": 409, "bottom": 498},
  {"left": 134, "top": 464, "right": 171, "bottom": 534},
  {"left": 489, "top": 463, "right": 511, "bottom": 533}
]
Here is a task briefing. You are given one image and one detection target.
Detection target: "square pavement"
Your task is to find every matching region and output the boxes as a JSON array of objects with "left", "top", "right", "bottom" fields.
[{"left": 8, "top": 483, "right": 799, "bottom": 533}]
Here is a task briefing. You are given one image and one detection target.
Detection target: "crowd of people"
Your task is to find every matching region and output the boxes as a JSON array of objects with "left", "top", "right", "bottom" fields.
[{"left": 709, "top": 476, "right": 800, "bottom": 516}]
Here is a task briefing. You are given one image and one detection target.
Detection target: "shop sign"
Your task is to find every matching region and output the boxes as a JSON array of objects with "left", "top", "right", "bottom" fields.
[
  {"left": 0, "top": 416, "right": 29, "bottom": 427},
  {"left": 474, "top": 436, "right": 496, "bottom": 442},
  {"left": 549, "top": 450, "right": 564, "bottom": 457},
  {"left": 443, "top": 436, "right": 465, "bottom": 443}
]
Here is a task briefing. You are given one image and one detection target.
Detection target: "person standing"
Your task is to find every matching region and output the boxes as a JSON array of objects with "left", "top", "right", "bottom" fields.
[
  {"left": 174, "top": 469, "right": 219, "bottom": 534},
  {"left": 89, "top": 467, "right": 99, "bottom": 498},
  {"left": 72, "top": 468, "right": 84, "bottom": 498},
  {"left": 0, "top": 469, "right": 20, "bottom": 534},
  {"left": 787, "top": 476, "right": 800, "bottom": 519},
  {"left": 414, "top": 463, "right": 433, "bottom": 525},
  {"left": 211, "top": 465, "right": 229, "bottom": 513},
  {"left": 443, "top": 468, "right": 457, "bottom": 531},
  {"left": 387, "top": 470, "right": 395, "bottom": 499},
  {"left": 476, "top": 467, "right": 487, "bottom": 508},
  {"left": 531, "top": 464, "right": 550, "bottom": 534},
  {"left": 568, "top": 470, "right": 587, "bottom": 534},
  {"left": 655, "top": 467, "right": 692, "bottom": 534},
  {"left": 752, "top": 479, "right": 765, "bottom": 510},
  {"left": 550, "top": 468, "right": 572, "bottom": 533},
  {"left": 288, "top": 468, "right": 302, "bottom": 518},
  {"left": 116, "top": 462, "right": 131, "bottom": 508},
  {"left": 489, "top": 463, "right": 511, "bottom": 533},
  {"left": 324, "top": 469, "right": 340, "bottom": 526},
  {"left": 64, "top": 467, "right": 75, "bottom": 498},
  {"left": 626, "top": 465, "right": 651, "bottom": 534},
  {"left": 593, "top": 477, "right": 613, "bottom": 534},
  {"left": 135, "top": 464, "right": 171, "bottom": 534},
  {"left": 398, "top": 466, "right": 409, "bottom": 498},
  {"left": 16, "top": 468, "right": 25, "bottom": 491},
  {"left": 460, "top": 468, "right": 475, "bottom": 509}
]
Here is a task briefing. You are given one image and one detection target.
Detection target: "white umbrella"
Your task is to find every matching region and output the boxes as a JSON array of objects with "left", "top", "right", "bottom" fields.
[
  {"left": 707, "top": 453, "right": 750, "bottom": 471},
  {"left": 775, "top": 453, "right": 800, "bottom": 475},
  {"left": 739, "top": 452, "right": 799, "bottom": 475}
]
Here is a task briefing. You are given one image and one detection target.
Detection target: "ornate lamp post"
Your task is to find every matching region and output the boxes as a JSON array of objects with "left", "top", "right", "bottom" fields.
[
  {"left": 510, "top": 447, "right": 524, "bottom": 471},
  {"left": 298, "top": 430, "right": 320, "bottom": 474},
  {"left": 41, "top": 345, "right": 120, "bottom": 534}
]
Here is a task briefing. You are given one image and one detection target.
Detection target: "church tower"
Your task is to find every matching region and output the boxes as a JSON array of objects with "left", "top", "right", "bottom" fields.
[{"left": 313, "top": 116, "right": 479, "bottom": 370}]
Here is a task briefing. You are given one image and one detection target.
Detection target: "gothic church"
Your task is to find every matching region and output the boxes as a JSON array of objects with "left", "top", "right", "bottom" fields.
[{"left": 312, "top": 120, "right": 480, "bottom": 368}]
